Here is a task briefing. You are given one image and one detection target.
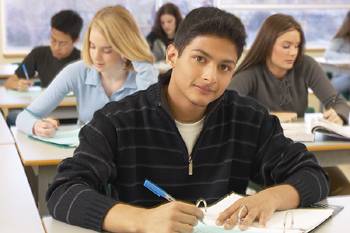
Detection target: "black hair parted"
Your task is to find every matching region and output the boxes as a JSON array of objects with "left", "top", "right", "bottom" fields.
[
  {"left": 51, "top": 10, "right": 83, "bottom": 41},
  {"left": 174, "top": 7, "right": 246, "bottom": 59}
]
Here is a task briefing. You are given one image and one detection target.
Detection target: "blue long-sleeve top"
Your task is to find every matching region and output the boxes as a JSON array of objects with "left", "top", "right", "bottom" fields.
[{"left": 16, "top": 60, "right": 158, "bottom": 135}]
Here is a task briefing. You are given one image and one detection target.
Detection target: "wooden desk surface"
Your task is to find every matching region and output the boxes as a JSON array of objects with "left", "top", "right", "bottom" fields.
[
  {"left": 11, "top": 127, "right": 75, "bottom": 166},
  {"left": 42, "top": 196, "right": 350, "bottom": 233},
  {"left": 0, "top": 86, "right": 76, "bottom": 109},
  {"left": 0, "top": 144, "right": 45, "bottom": 233},
  {"left": 0, "top": 113, "right": 14, "bottom": 144},
  {"left": 0, "top": 63, "right": 18, "bottom": 78}
]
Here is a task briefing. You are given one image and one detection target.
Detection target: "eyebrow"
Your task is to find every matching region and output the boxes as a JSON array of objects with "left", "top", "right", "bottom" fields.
[
  {"left": 192, "top": 49, "right": 237, "bottom": 64},
  {"left": 89, "top": 42, "right": 112, "bottom": 49}
]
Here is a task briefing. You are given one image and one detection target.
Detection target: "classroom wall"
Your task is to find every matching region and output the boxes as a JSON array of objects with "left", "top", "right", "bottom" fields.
[
  {"left": 0, "top": 0, "right": 325, "bottom": 65},
  {"left": 0, "top": 0, "right": 22, "bottom": 64}
]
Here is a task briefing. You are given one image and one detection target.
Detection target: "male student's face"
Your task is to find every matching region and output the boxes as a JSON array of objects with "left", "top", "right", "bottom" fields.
[
  {"left": 267, "top": 29, "right": 300, "bottom": 74},
  {"left": 88, "top": 26, "right": 125, "bottom": 74},
  {"left": 167, "top": 35, "right": 237, "bottom": 109},
  {"left": 50, "top": 28, "right": 75, "bottom": 60}
]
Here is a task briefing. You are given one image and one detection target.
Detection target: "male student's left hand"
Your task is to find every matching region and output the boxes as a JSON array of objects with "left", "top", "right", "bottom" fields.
[{"left": 216, "top": 184, "right": 300, "bottom": 230}]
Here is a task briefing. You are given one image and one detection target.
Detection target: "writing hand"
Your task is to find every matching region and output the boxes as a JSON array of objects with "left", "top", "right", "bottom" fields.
[
  {"left": 33, "top": 118, "right": 59, "bottom": 137},
  {"left": 17, "top": 79, "right": 34, "bottom": 92},
  {"left": 140, "top": 201, "right": 204, "bottom": 233}
]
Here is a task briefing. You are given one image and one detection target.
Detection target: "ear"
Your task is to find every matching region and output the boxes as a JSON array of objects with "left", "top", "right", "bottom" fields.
[{"left": 166, "top": 44, "right": 178, "bottom": 68}]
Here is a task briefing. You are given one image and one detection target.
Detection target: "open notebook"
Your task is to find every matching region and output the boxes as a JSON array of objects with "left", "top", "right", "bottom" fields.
[
  {"left": 194, "top": 193, "right": 334, "bottom": 233},
  {"left": 29, "top": 127, "right": 80, "bottom": 147}
]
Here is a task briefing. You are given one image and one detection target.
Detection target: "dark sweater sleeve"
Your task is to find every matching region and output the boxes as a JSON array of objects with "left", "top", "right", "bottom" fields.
[
  {"left": 250, "top": 112, "right": 329, "bottom": 207},
  {"left": 46, "top": 111, "right": 119, "bottom": 232}
]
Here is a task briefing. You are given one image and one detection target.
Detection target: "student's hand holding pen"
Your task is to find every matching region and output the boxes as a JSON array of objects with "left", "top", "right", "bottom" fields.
[
  {"left": 16, "top": 79, "right": 34, "bottom": 92},
  {"left": 33, "top": 118, "right": 59, "bottom": 137},
  {"left": 103, "top": 202, "right": 204, "bottom": 233},
  {"left": 323, "top": 108, "right": 344, "bottom": 125},
  {"left": 17, "top": 63, "right": 34, "bottom": 91},
  {"left": 140, "top": 201, "right": 204, "bottom": 233}
]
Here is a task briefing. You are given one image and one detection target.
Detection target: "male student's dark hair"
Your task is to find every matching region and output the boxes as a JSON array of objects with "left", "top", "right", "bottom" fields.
[
  {"left": 174, "top": 7, "right": 246, "bottom": 59},
  {"left": 51, "top": 10, "right": 83, "bottom": 41}
]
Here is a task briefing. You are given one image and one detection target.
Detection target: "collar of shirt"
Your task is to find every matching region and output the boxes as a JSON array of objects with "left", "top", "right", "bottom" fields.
[{"left": 84, "top": 68, "right": 137, "bottom": 92}]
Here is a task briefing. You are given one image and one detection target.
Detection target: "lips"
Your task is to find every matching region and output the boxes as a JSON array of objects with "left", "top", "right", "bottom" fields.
[
  {"left": 94, "top": 63, "right": 104, "bottom": 68},
  {"left": 194, "top": 84, "right": 214, "bottom": 94}
]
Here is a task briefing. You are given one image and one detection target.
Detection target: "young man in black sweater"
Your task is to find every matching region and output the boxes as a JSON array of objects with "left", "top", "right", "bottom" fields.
[
  {"left": 4, "top": 10, "right": 83, "bottom": 91},
  {"left": 47, "top": 7, "right": 329, "bottom": 233}
]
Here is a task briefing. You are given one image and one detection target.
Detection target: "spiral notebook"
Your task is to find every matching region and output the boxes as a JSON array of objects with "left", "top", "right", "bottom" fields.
[{"left": 194, "top": 193, "right": 335, "bottom": 233}]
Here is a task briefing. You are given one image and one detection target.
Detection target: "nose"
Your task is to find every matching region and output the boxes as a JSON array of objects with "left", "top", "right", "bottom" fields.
[
  {"left": 52, "top": 43, "right": 60, "bottom": 51},
  {"left": 202, "top": 63, "right": 218, "bottom": 83},
  {"left": 289, "top": 46, "right": 298, "bottom": 56},
  {"left": 93, "top": 49, "right": 103, "bottom": 61}
]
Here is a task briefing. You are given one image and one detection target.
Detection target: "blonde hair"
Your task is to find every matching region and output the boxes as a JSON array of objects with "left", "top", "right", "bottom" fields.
[{"left": 82, "top": 5, "right": 154, "bottom": 69}]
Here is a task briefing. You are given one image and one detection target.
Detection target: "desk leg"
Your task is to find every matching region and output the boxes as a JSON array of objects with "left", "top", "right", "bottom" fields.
[{"left": 37, "top": 165, "right": 58, "bottom": 216}]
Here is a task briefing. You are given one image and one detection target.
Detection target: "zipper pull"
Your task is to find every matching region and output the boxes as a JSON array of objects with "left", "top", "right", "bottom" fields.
[{"left": 188, "top": 159, "right": 193, "bottom": 175}]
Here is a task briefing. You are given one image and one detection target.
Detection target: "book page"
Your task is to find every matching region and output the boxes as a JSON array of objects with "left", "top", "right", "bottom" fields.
[{"left": 311, "top": 118, "right": 350, "bottom": 139}]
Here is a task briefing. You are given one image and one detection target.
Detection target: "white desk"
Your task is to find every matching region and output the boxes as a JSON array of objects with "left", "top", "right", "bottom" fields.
[
  {"left": 0, "top": 63, "right": 18, "bottom": 79},
  {"left": 42, "top": 196, "right": 350, "bottom": 233},
  {"left": 316, "top": 196, "right": 350, "bottom": 232},
  {"left": 11, "top": 127, "right": 75, "bottom": 215},
  {"left": 0, "top": 113, "right": 14, "bottom": 144},
  {"left": 0, "top": 144, "right": 45, "bottom": 233},
  {"left": 315, "top": 57, "right": 350, "bottom": 75},
  {"left": 0, "top": 86, "right": 77, "bottom": 118}
]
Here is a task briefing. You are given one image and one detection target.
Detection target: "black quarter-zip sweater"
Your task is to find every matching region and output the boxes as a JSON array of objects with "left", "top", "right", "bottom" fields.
[{"left": 47, "top": 73, "right": 329, "bottom": 232}]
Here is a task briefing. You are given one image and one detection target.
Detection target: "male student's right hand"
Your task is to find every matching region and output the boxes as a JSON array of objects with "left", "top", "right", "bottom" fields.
[
  {"left": 33, "top": 118, "right": 59, "bottom": 137},
  {"left": 103, "top": 202, "right": 204, "bottom": 233},
  {"left": 139, "top": 201, "right": 204, "bottom": 233},
  {"left": 16, "top": 79, "right": 34, "bottom": 91}
]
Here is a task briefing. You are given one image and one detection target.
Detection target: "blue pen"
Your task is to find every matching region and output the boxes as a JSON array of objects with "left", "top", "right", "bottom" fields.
[
  {"left": 22, "top": 64, "right": 30, "bottom": 80},
  {"left": 144, "top": 179, "right": 206, "bottom": 224},
  {"left": 144, "top": 179, "right": 176, "bottom": 201}
]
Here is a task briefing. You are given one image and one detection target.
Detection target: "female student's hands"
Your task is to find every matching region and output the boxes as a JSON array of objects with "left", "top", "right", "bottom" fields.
[
  {"left": 140, "top": 201, "right": 204, "bottom": 233},
  {"left": 216, "top": 185, "right": 300, "bottom": 230},
  {"left": 33, "top": 118, "right": 59, "bottom": 137},
  {"left": 323, "top": 108, "right": 344, "bottom": 125},
  {"left": 16, "top": 79, "right": 33, "bottom": 91}
]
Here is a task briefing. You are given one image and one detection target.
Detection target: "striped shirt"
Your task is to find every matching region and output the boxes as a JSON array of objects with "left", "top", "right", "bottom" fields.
[{"left": 47, "top": 74, "right": 329, "bottom": 232}]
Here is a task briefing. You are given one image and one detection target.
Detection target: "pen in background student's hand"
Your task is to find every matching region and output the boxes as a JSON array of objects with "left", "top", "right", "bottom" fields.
[{"left": 22, "top": 64, "right": 30, "bottom": 80}]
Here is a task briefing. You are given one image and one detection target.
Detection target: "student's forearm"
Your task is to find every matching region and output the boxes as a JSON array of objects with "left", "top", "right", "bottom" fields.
[
  {"left": 4, "top": 75, "right": 19, "bottom": 90},
  {"left": 103, "top": 203, "right": 143, "bottom": 233},
  {"left": 260, "top": 184, "right": 300, "bottom": 210}
]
